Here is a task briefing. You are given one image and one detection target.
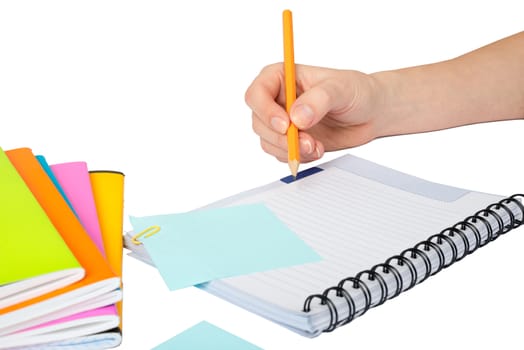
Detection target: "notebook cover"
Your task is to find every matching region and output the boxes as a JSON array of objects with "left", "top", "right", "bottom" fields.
[
  {"left": 89, "top": 171, "right": 125, "bottom": 278},
  {"left": 89, "top": 171, "right": 125, "bottom": 330},
  {"left": 51, "top": 162, "right": 106, "bottom": 255},
  {"left": 0, "top": 148, "right": 82, "bottom": 299},
  {"left": 36, "top": 155, "right": 77, "bottom": 215},
  {"left": 19, "top": 305, "right": 117, "bottom": 332}
]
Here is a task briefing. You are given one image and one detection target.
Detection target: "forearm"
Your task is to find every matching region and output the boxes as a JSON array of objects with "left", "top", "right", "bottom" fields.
[{"left": 371, "top": 31, "right": 524, "bottom": 138}]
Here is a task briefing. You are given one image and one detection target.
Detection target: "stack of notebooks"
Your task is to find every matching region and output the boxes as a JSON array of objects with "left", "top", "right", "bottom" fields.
[{"left": 0, "top": 147, "right": 125, "bottom": 349}]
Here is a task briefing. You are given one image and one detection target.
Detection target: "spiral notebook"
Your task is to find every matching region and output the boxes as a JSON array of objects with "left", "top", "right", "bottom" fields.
[{"left": 124, "top": 153, "right": 523, "bottom": 337}]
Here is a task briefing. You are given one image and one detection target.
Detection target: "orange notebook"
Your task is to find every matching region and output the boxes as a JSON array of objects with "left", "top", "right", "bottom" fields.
[{"left": 0, "top": 148, "right": 121, "bottom": 337}]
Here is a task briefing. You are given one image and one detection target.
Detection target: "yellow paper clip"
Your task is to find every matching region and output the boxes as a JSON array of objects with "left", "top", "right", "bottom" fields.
[{"left": 132, "top": 225, "right": 161, "bottom": 245}]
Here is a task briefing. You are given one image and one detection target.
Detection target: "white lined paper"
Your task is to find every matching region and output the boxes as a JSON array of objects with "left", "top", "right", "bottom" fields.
[{"left": 215, "top": 167, "right": 503, "bottom": 314}]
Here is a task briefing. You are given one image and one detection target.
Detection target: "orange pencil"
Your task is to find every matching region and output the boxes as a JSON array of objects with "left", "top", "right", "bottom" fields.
[{"left": 283, "top": 9, "right": 300, "bottom": 178}]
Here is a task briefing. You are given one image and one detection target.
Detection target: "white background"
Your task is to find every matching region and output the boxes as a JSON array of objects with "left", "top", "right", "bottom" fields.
[{"left": 1, "top": 1, "right": 523, "bottom": 349}]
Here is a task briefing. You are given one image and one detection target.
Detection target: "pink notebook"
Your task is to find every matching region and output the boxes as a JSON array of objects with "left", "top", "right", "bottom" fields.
[{"left": 51, "top": 162, "right": 106, "bottom": 255}]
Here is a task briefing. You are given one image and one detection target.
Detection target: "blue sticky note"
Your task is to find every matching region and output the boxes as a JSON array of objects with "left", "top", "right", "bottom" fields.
[
  {"left": 152, "top": 321, "right": 263, "bottom": 350},
  {"left": 129, "top": 203, "right": 321, "bottom": 290}
]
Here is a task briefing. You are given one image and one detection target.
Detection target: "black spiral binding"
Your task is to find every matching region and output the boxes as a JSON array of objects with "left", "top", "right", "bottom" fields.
[{"left": 303, "top": 194, "right": 524, "bottom": 333}]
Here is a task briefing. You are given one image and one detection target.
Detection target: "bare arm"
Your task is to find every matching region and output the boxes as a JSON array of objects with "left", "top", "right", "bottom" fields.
[
  {"left": 246, "top": 31, "right": 524, "bottom": 163},
  {"left": 372, "top": 31, "right": 524, "bottom": 138}
]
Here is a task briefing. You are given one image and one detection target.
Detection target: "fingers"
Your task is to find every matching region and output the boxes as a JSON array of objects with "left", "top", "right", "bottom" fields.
[
  {"left": 290, "top": 82, "right": 335, "bottom": 130},
  {"left": 252, "top": 111, "right": 288, "bottom": 154},
  {"left": 253, "top": 111, "right": 324, "bottom": 163},
  {"left": 259, "top": 136, "right": 324, "bottom": 164},
  {"left": 244, "top": 64, "right": 288, "bottom": 129},
  {"left": 246, "top": 63, "right": 327, "bottom": 163},
  {"left": 299, "top": 132, "right": 324, "bottom": 162}
]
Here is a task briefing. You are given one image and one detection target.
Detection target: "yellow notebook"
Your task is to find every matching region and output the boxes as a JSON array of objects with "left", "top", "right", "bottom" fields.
[{"left": 89, "top": 171, "right": 125, "bottom": 331}]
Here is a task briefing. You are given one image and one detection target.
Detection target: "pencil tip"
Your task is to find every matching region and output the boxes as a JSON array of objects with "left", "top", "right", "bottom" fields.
[{"left": 288, "top": 160, "right": 299, "bottom": 179}]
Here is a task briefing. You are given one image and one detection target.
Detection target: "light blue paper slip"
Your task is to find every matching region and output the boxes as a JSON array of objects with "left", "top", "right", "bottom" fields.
[
  {"left": 152, "top": 321, "right": 263, "bottom": 350},
  {"left": 129, "top": 203, "right": 321, "bottom": 290}
]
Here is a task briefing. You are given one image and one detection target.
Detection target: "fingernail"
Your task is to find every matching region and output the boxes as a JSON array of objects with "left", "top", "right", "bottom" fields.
[
  {"left": 291, "top": 104, "right": 314, "bottom": 129},
  {"left": 300, "top": 138, "right": 313, "bottom": 154},
  {"left": 315, "top": 145, "right": 322, "bottom": 159},
  {"left": 270, "top": 117, "right": 288, "bottom": 134}
]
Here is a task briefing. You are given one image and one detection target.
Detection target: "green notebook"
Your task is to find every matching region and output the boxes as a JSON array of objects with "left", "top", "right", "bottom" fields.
[{"left": 0, "top": 147, "right": 84, "bottom": 310}]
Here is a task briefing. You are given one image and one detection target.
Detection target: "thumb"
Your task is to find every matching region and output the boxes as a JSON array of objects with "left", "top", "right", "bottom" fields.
[{"left": 289, "top": 84, "right": 333, "bottom": 130}]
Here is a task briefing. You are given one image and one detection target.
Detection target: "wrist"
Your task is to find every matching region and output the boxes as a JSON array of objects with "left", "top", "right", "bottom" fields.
[
  {"left": 369, "top": 69, "right": 420, "bottom": 139},
  {"left": 367, "top": 71, "right": 396, "bottom": 139}
]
